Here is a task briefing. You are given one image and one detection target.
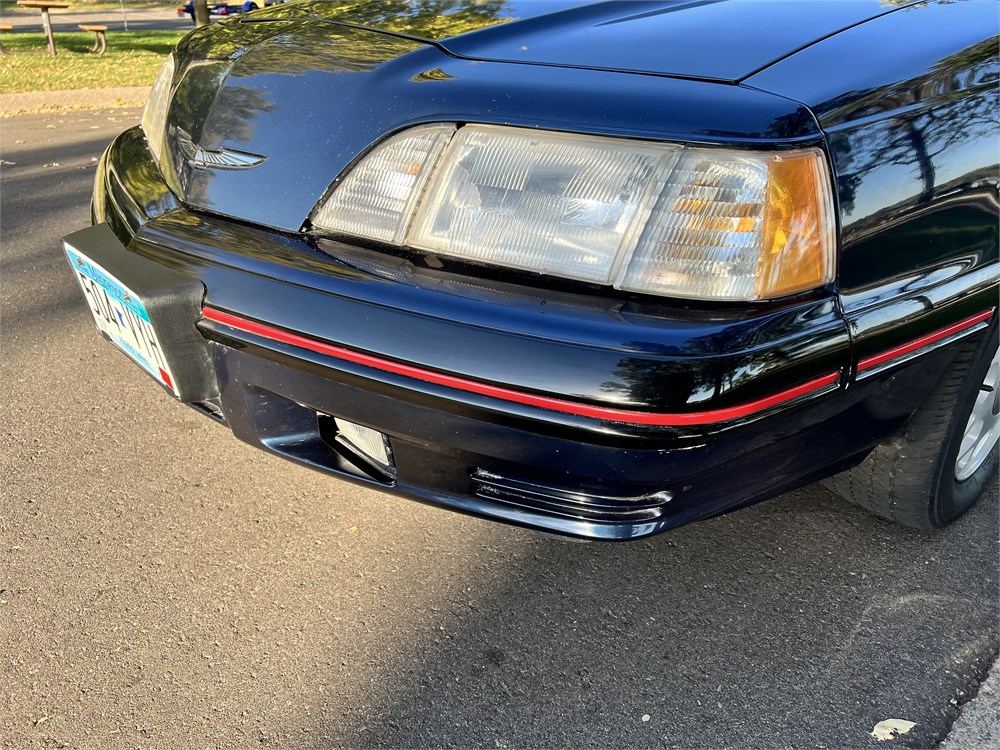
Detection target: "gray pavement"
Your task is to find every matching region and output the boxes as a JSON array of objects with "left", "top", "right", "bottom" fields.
[
  {"left": 0, "top": 7, "right": 188, "bottom": 33},
  {"left": 0, "top": 86, "right": 150, "bottom": 116},
  {"left": 1, "top": 108, "right": 998, "bottom": 750},
  {"left": 943, "top": 670, "right": 999, "bottom": 749}
]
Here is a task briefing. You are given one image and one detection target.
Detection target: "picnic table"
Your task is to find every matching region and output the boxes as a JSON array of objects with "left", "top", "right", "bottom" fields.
[{"left": 16, "top": 0, "right": 71, "bottom": 56}]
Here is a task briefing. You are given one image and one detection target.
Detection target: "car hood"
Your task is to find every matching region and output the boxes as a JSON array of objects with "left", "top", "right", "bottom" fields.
[
  {"left": 247, "top": 0, "right": 916, "bottom": 83},
  {"left": 160, "top": 0, "right": 909, "bottom": 231}
]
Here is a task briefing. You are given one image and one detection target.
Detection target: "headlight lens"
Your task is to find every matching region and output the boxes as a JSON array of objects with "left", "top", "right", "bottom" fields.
[
  {"left": 617, "top": 148, "right": 836, "bottom": 300},
  {"left": 141, "top": 53, "right": 175, "bottom": 164},
  {"left": 314, "top": 125, "right": 455, "bottom": 244},
  {"left": 312, "top": 124, "right": 835, "bottom": 301},
  {"left": 410, "top": 127, "right": 676, "bottom": 284}
]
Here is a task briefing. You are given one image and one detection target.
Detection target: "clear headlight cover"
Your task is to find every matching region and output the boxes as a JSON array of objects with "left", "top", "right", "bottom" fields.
[
  {"left": 140, "top": 53, "right": 175, "bottom": 165},
  {"left": 312, "top": 124, "right": 835, "bottom": 301},
  {"left": 313, "top": 125, "right": 455, "bottom": 244},
  {"left": 409, "top": 127, "right": 676, "bottom": 283},
  {"left": 618, "top": 148, "right": 836, "bottom": 300}
]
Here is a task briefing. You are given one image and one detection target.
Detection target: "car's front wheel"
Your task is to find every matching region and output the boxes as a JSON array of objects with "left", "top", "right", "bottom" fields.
[{"left": 827, "top": 320, "right": 999, "bottom": 529}]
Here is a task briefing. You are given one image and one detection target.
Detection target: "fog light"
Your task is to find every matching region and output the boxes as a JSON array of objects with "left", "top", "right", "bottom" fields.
[{"left": 333, "top": 417, "right": 394, "bottom": 476}]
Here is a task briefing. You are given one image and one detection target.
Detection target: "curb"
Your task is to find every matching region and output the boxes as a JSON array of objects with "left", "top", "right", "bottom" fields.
[
  {"left": 942, "top": 659, "right": 1000, "bottom": 749},
  {"left": 0, "top": 86, "right": 150, "bottom": 116}
]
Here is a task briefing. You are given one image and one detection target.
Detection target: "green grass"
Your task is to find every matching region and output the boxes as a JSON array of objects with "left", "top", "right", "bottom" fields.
[{"left": 0, "top": 30, "right": 185, "bottom": 92}]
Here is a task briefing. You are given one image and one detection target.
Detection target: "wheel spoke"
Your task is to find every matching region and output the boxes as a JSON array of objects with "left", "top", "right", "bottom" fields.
[{"left": 955, "top": 349, "right": 1000, "bottom": 481}]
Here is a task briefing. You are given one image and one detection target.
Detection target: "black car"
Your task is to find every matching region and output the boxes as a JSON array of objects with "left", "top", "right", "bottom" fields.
[{"left": 65, "top": 0, "right": 999, "bottom": 540}]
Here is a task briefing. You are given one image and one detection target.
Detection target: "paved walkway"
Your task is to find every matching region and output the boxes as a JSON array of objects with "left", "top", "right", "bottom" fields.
[
  {"left": 0, "top": 7, "right": 189, "bottom": 33},
  {"left": 0, "top": 86, "right": 150, "bottom": 116}
]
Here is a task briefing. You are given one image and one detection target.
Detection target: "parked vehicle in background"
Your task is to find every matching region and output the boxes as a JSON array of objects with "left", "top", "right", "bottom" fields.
[
  {"left": 177, "top": 0, "right": 283, "bottom": 23},
  {"left": 68, "top": 0, "right": 998, "bottom": 540}
]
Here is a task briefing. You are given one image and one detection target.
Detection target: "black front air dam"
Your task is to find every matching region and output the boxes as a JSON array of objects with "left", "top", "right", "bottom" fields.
[{"left": 62, "top": 223, "right": 218, "bottom": 404}]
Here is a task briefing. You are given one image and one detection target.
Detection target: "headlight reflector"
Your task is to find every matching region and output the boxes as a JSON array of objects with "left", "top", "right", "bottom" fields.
[
  {"left": 313, "top": 125, "right": 455, "bottom": 244},
  {"left": 141, "top": 53, "right": 175, "bottom": 165},
  {"left": 312, "top": 124, "right": 835, "bottom": 301},
  {"left": 409, "top": 126, "right": 677, "bottom": 284},
  {"left": 617, "top": 148, "right": 836, "bottom": 300}
]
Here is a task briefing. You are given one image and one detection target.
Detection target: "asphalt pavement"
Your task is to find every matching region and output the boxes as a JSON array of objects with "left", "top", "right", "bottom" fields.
[
  {"left": 0, "top": 7, "right": 188, "bottom": 34},
  {"left": 1, "top": 109, "right": 998, "bottom": 750}
]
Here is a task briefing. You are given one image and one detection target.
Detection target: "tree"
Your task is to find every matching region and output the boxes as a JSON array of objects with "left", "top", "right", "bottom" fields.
[
  {"left": 831, "top": 37, "right": 997, "bottom": 216},
  {"left": 193, "top": 0, "right": 210, "bottom": 28}
]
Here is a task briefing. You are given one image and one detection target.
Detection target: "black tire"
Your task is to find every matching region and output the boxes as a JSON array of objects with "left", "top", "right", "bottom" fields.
[{"left": 826, "top": 321, "right": 999, "bottom": 529}]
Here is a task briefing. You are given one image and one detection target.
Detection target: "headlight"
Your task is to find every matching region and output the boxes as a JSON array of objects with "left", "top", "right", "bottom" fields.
[
  {"left": 314, "top": 124, "right": 455, "bottom": 245},
  {"left": 312, "top": 124, "right": 835, "bottom": 301},
  {"left": 141, "top": 53, "right": 176, "bottom": 165}
]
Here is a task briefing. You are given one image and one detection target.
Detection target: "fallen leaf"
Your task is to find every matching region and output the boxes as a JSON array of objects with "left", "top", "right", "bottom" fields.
[{"left": 871, "top": 719, "right": 916, "bottom": 741}]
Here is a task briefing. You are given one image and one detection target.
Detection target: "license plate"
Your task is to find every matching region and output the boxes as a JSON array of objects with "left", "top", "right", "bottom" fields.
[{"left": 65, "top": 244, "right": 179, "bottom": 397}]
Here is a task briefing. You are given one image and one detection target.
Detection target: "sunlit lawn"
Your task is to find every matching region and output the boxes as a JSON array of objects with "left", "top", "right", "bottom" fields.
[{"left": 0, "top": 30, "right": 185, "bottom": 92}]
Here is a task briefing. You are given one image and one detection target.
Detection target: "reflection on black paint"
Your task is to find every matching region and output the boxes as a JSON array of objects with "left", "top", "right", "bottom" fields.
[
  {"left": 228, "top": 28, "right": 423, "bottom": 76},
  {"left": 600, "top": 357, "right": 711, "bottom": 410},
  {"left": 832, "top": 37, "right": 998, "bottom": 220},
  {"left": 411, "top": 67, "right": 456, "bottom": 83},
  {"left": 241, "top": 0, "right": 511, "bottom": 39},
  {"left": 830, "top": 34, "right": 999, "bottom": 292}
]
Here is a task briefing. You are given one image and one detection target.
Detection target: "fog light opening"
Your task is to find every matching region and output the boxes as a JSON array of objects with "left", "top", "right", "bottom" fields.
[{"left": 317, "top": 414, "right": 397, "bottom": 483}]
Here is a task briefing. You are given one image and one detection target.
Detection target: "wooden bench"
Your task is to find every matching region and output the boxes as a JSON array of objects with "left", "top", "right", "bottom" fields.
[
  {"left": 78, "top": 23, "right": 106, "bottom": 55},
  {"left": 0, "top": 23, "right": 12, "bottom": 55}
]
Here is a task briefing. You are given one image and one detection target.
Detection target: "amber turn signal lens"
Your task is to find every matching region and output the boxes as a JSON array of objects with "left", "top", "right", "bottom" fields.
[
  {"left": 617, "top": 145, "right": 835, "bottom": 301},
  {"left": 758, "top": 151, "right": 836, "bottom": 299}
]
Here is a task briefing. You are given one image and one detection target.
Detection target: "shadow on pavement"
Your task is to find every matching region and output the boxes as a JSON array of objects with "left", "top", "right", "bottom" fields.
[{"left": 308, "top": 485, "right": 999, "bottom": 749}]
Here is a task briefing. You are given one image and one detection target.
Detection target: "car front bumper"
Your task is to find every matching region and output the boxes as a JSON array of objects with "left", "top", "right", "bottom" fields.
[{"left": 65, "top": 126, "right": 986, "bottom": 540}]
